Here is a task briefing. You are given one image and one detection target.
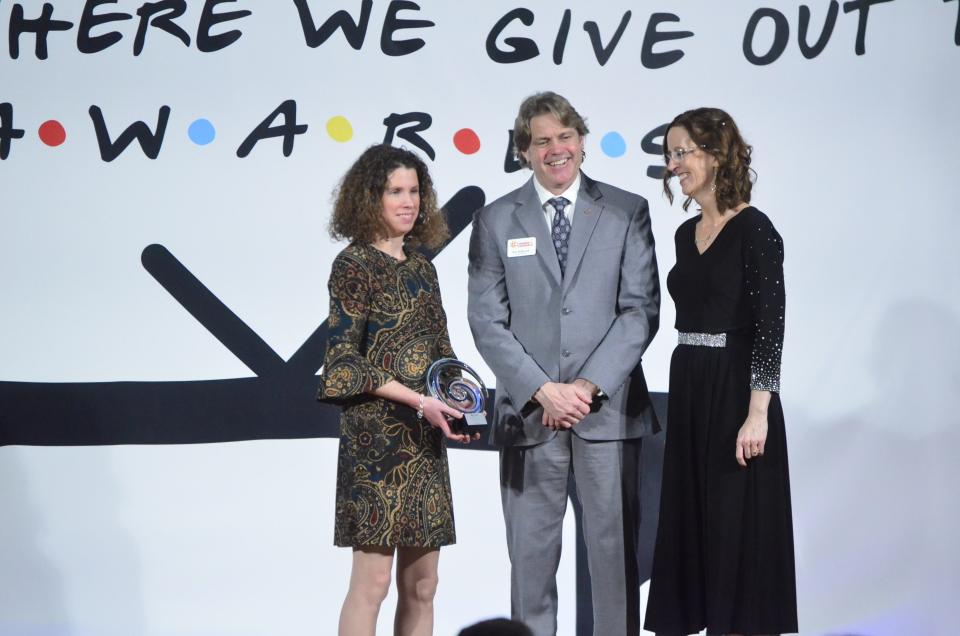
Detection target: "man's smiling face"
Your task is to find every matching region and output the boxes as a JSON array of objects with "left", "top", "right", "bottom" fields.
[{"left": 522, "top": 113, "right": 585, "bottom": 195}]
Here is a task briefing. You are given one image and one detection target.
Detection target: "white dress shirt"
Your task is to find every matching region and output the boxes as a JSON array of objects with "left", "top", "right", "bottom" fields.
[{"left": 532, "top": 173, "right": 581, "bottom": 230}]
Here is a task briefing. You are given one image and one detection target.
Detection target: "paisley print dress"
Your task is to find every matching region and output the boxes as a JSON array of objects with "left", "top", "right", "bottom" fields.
[{"left": 318, "top": 242, "right": 456, "bottom": 547}]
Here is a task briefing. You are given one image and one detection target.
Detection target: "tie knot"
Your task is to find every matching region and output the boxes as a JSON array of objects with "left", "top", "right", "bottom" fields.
[{"left": 547, "top": 197, "right": 570, "bottom": 215}]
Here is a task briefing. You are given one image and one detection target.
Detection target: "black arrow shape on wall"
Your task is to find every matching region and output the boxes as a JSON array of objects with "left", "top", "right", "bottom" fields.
[
  {"left": 0, "top": 186, "right": 486, "bottom": 446},
  {"left": 0, "top": 183, "right": 665, "bottom": 636}
]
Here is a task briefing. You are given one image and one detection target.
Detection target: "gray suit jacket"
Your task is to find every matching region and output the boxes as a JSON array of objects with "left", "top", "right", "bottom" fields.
[{"left": 468, "top": 173, "right": 660, "bottom": 446}]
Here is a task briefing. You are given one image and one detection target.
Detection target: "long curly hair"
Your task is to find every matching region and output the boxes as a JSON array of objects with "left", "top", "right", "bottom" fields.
[
  {"left": 329, "top": 144, "right": 448, "bottom": 249},
  {"left": 662, "top": 107, "right": 756, "bottom": 212}
]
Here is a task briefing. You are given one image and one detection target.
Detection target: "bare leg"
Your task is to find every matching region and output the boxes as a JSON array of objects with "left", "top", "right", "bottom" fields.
[
  {"left": 394, "top": 547, "right": 440, "bottom": 636},
  {"left": 338, "top": 546, "right": 395, "bottom": 636}
]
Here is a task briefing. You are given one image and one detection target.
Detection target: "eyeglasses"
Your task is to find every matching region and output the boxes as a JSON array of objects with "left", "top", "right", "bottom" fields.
[{"left": 664, "top": 146, "right": 703, "bottom": 164}]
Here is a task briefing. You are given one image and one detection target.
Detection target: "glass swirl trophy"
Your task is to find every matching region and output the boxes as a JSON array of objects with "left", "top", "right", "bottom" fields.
[{"left": 425, "top": 358, "right": 489, "bottom": 435}]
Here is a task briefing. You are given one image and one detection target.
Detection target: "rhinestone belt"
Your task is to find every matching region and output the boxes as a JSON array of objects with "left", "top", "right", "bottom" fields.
[{"left": 678, "top": 332, "right": 727, "bottom": 347}]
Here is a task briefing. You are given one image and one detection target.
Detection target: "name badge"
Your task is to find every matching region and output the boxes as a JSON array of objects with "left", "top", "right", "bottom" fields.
[{"left": 507, "top": 237, "right": 536, "bottom": 257}]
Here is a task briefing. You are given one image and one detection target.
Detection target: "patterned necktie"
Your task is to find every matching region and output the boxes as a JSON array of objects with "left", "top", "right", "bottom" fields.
[{"left": 548, "top": 196, "right": 571, "bottom": 276}]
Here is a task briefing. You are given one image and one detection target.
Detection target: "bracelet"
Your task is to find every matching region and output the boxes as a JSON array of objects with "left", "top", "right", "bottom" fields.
[{"left": 416, "top": 394, "right": 424, "bottom": 420}]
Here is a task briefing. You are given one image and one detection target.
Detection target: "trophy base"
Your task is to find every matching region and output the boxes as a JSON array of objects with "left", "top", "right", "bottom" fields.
[{"left": 453, "top": 412, "right": 488, "bottom": 436}]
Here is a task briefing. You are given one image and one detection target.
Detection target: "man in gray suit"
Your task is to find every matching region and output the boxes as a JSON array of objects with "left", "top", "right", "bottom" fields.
[{"left": 467, "top": 92, "right": 660, "bottom": 636}]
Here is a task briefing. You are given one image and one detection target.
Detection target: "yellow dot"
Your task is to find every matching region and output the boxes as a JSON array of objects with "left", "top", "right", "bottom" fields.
[{"left": 326, "top": 116, "right": 353, "bottom": 142}]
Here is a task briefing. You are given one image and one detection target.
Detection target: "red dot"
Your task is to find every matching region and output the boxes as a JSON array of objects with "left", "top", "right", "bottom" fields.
[
  {"left": 39, "top": 120, "right": 67, "bottom": 147},
  {"left": 453, "top": 128, "right": 481, "bottom": 155}
]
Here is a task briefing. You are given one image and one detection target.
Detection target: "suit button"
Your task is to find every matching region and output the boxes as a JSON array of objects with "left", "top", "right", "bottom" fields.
[
  {"left": 562, "top": 350, "right": 571, "bottom": 357},
  {"left": 561, "top": 307, "right": 572, "bottom": 315}
]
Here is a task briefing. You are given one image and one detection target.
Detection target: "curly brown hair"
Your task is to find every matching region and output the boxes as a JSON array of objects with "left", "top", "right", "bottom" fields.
[
  {"left": 513, "top": 91, "right": 589, "bottom": 168},
  {"left": 662, "top": 107, "right": 756, "bottom": 212},
  {"left": 329, "top": 144, "right": 448, "bottom": 249}
]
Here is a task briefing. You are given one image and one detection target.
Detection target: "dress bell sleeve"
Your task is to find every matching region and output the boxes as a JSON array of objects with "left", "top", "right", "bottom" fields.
[
  {"left": 743, "top": 212, "right": 785, "bottom": 393},
  {"left": 317, "top": 251, "right": 395, "bottom": 402}
]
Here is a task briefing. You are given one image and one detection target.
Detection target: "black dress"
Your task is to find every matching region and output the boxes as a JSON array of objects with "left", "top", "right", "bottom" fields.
[
  {"left": 317, "top": 242, "right": 457, "bottom": 548},
  {"left": 645, "top": 207, "right": 798, "bottom": 635}
]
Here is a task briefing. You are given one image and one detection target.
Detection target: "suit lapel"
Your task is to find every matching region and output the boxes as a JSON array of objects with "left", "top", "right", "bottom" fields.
[
  {"left": 513, "top": 179, "right": 562, "bottom": 286},
  {"left": 562, "top": 174, "right": 603, "bottom": 293}
]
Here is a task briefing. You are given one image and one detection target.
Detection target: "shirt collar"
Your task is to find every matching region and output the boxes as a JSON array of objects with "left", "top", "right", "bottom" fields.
[{"left": 532, "top": 172, "right": 581, "bottom": 210}]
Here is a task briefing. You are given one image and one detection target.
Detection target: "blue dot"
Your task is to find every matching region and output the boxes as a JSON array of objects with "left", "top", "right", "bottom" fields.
[
  {"left": 188, "top": 119, "right": 216, "bottom": 145},
  {"left": 600, "top": 131, "right": 626, "bottom": 158}
]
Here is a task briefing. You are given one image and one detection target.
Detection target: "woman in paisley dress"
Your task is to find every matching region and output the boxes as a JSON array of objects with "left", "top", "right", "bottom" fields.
[
  {"left": 644, "top": 109, "right": 798, "bottom": 636},
  {"left": 317, "top": 144, "right": 474, "bottom": 636}
]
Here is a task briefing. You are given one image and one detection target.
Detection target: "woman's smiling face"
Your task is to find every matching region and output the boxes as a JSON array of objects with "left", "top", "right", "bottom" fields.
[{"left": 666, "top": 125, "right": 717, "bottom": 201}]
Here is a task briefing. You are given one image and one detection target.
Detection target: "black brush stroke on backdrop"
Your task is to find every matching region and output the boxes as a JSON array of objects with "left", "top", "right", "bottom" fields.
[
  {"left": 0, "top": 186, "right": 484, "bottom": 447},
  {"left": 0, "top": 183, "right": 666, "bottom": 636}
]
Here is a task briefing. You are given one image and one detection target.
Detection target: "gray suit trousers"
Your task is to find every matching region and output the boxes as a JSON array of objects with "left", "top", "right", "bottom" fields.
[{"left": 500, "top": 432, "right": 642, "bottom": 636}]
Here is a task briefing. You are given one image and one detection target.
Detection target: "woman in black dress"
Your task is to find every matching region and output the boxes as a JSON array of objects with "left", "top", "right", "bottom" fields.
[
  {"left": 644, "top": 109, "right": 798, "bottom": 636},
  {"left": 317, "top": 144, "right": 474, "bottom": 636}
]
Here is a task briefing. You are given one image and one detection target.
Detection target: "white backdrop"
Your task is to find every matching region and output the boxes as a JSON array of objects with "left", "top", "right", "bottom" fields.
[{"left": 2, "top": 1, "right": 959, "bottom": 634}]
